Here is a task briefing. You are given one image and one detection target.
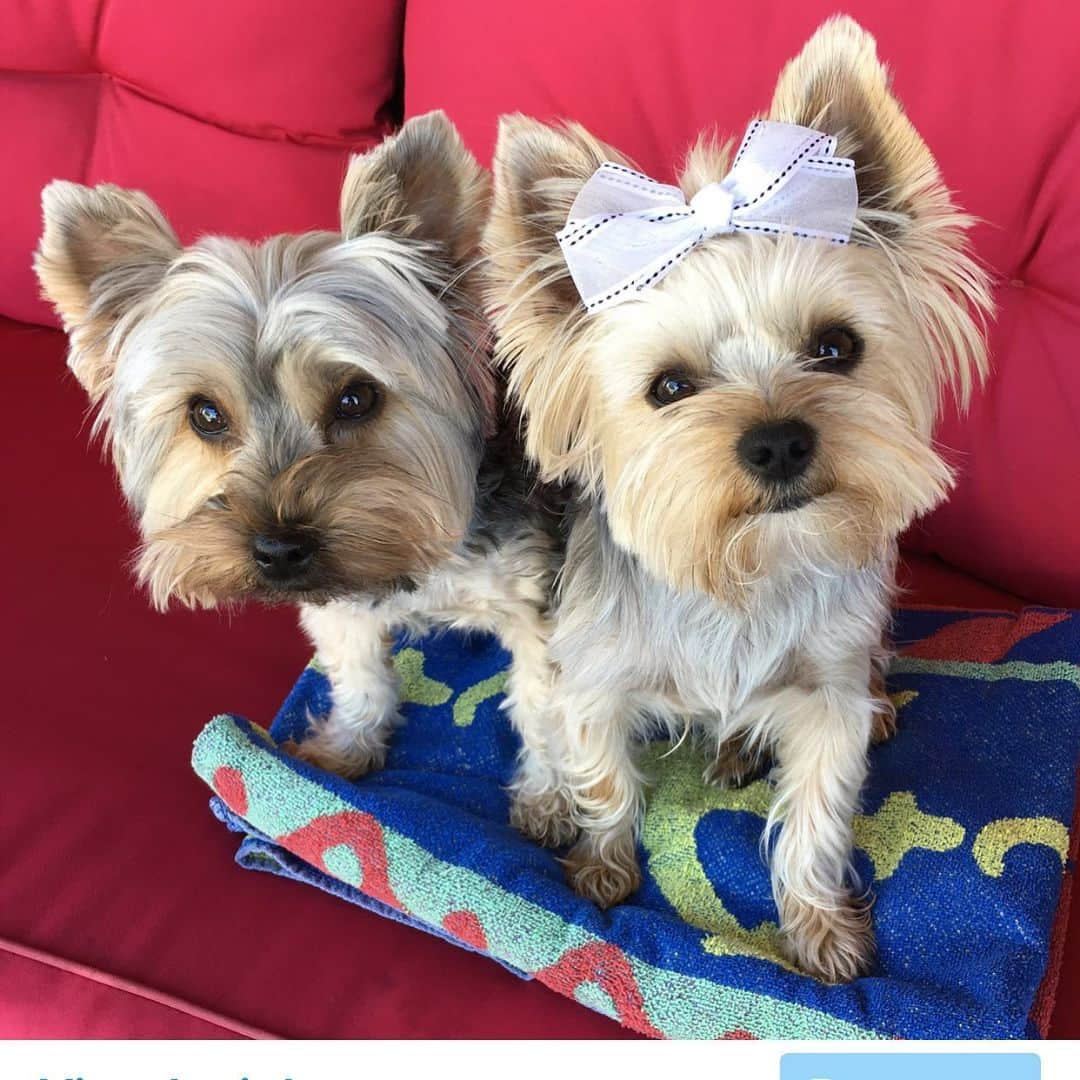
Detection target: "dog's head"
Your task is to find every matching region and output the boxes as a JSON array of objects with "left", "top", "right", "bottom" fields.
[
  {"left": 485, "top": 17, "right": 991, "bottom": 600},
  {"left": 36, "top": 111, "right": 491, "bottom": 609}
]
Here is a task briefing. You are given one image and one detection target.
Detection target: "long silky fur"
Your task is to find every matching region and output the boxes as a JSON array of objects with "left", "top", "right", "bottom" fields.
[{"left": 484, "top": 16, "right": 994, "bottom": 983}]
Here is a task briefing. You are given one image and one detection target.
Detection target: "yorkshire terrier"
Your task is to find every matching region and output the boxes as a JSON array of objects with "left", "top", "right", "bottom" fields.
[
  {"left": 485, "top": 18, "right": 991, "bottom": 981},
  {"left": 35, "top": 112, "right": 566, "bottom": 815}
]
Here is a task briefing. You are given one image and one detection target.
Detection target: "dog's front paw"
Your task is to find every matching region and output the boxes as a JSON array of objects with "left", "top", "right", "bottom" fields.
[
  {"left": 563, "top": 833, "right": 641, "bottom": 908},
  {"left": 780, "top": 894, "right": 875, "bottom": 983},
  {"left": 286, "top": 715, "right": 392, "bottom": 780},
  {"left": 510, "top": 786, "right": 579, "bottom": 848}
]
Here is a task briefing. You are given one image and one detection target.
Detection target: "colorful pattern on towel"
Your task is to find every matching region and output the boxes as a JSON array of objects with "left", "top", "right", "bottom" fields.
[{"left": 192, "top": 607, "right": 1080, "bottom": 1040}]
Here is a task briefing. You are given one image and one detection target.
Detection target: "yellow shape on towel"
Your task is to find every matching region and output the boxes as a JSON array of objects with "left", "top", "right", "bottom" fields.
[
  {"left": 452, "top": 671, "right": 509, "bottom": 727},
  {"left": 393, "top": 648, "right": 453, "bottom": 707},
  {"left": 972, "top": 817, "right": 1069, "bottom": 878},
  {"left": 853, "top": 792, "right": 966, "bottom": 880}
]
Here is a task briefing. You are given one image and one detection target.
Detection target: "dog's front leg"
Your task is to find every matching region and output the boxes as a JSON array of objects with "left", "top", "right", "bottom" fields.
[
  {"left": 759, "top": 683, "right": 875, "bottom": 982},
  {"left": 559, "top": 692, "right": 644, "bottom": 908},
  {"left": 293, "top": 600, "right": 400, "bottom": 779},
  {"left": 494, "top": 603, "right": 579, "bottom": 849}
]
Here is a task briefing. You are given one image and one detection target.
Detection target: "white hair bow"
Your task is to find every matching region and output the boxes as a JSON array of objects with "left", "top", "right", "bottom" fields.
[{"left": 556, "top": 119, "right": 858, "bottom": 313}]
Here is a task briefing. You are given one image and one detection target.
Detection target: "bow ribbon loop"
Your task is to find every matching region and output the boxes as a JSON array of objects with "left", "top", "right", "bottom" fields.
[{"left": 556, "top": 120, "right": 858, "bottom": 313}]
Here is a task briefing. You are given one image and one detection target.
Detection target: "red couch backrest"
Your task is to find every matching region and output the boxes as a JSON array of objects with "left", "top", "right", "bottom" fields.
[
  {"left": 404, "top": 0, "right": 1080, "bottom": 606},
  {"left": 0, "top": 0, "right": 405, "bottom": 326}
]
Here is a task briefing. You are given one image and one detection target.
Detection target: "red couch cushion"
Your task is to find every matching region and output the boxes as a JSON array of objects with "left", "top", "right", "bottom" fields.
[
  {"left": 403, "top": 0, "right": 1080, "bottom": 607},
  {"left": 0, "top": 0, "right": 405, "bottom": 327}
]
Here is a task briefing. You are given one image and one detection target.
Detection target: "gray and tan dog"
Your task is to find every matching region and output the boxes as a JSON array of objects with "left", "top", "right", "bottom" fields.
[
  {"left": 35, "top": 111, "right": 566, "bottom": 813},
  {"left": 485, "top": 19, "right": 992, "bottom": 981}
]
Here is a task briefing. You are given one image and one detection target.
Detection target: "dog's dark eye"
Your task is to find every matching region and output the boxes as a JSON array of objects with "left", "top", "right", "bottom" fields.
[
  {"left": 808, "top": 327, "right": 862, "bottom": 374},
  {"left": 649, "top": 372, "right": 698, "bottom": 407},
  {"left": 189, "top": 397, "right": 229, "bottom": 438},
  {"left": 336, "top": 381, "right": 380, "bottom": 422}
]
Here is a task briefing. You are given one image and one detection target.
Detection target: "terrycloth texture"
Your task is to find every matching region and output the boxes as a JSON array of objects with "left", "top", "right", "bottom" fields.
[
  {"left": 192, "top": 608, "right": 1080, "bottom": 1039},
  {"left": 208, "top": 797, "right": 527, "bottom": 979}
]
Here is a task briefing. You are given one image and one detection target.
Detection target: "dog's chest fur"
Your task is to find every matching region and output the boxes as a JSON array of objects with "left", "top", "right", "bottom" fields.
[{"left": 553, "top": 501, "right": 890, "bottom": 731}]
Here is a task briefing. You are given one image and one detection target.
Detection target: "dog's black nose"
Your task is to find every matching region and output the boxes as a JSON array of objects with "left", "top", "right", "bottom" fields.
[
  {"left": 736, "top": 419, "right": 817, "bottom": 484},
  {"left": 252, "top": 530, "right": 318, "bottom": 581}
]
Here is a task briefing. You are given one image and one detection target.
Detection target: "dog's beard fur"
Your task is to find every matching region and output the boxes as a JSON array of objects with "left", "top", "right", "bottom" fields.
[
  {"left": 605, "top": 379, "right": 953, "bottom": 601},
  {"left": 137, "top": 444, "right": 474, "bottom": 611}
]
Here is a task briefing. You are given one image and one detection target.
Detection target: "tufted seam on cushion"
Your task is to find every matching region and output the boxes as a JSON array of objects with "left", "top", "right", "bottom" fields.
[
  {"left": 981, "top": 275, "right": 1080, "bottom": 331},
  {"left": 89, "top": 0, "right": 107, "bottom": 65},
  {"left": 1008, "top": 276, "right": 1080, "bottom": 310},
  {"left": 0, "top": 67, "right": 390, "bottom": 147},
  {"left": 1013, "top": 107, "right": 1080, "bottom": 269},
  {"left": 101, "top": 71, "right": 385, "bottom": 145},
  {"left": 84, "top": 72, "right": 106, "bottom": 188}
]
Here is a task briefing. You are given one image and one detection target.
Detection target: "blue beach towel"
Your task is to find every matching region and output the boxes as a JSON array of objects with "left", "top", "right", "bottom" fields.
[{"left": 193, "top": 606, "right": 1079, "bottom": 1039}]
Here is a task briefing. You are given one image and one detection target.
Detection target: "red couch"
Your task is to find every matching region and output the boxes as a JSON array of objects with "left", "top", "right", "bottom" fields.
[{"left": 2, "top": 0, "right": 1077, "bottom": 1038}]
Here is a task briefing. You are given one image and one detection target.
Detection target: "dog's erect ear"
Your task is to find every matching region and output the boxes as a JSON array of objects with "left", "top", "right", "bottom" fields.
[
  {"left": 486, "top": 114, "right": 626, "bottom": 317},
  {"left": 339, "top": 110, "right": 489, "bottom": 264},
  {"left": 770, "top": 16, "right": 992, "bottom": 403},
  {"left": 768, "top": 15, "right": 939, "bottom": 234},
  {"left": 483, "top": 116, "right": 632, "bottom": 487},
  {"left": 35, "top": 181, "right": 179, "bottom": 400}
]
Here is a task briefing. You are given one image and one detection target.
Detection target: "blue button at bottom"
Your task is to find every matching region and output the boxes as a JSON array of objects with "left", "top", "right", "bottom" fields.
[{"left": 782, "top": 1054, "right": 1040, "bottom": 1080}]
